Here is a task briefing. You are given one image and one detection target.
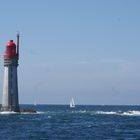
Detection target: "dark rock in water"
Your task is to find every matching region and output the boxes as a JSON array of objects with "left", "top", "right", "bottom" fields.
[{"left": 20, "top": 108, "right": 36, "bottom": 113}]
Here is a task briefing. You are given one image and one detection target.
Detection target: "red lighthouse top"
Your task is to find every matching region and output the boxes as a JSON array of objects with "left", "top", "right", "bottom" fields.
[{"left": 3, "top": 40, "right": 17, "bottom": 59}]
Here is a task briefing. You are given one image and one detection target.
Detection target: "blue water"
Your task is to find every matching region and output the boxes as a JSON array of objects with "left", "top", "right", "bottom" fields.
[{"left": 0, "top": 105, "right": 140, "bottom": 140}]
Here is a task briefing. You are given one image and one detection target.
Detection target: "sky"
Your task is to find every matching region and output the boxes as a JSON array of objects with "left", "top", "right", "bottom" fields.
[{"left": 0, "top": 0, "right": 140, "bottom": 105}]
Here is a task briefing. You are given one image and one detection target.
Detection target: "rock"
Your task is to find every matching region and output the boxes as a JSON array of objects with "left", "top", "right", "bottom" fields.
[{"left": 20, "top": 108, "right": 36, "bottom": 113}]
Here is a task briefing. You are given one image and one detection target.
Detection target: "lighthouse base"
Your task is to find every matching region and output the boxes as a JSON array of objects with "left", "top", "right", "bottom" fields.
[{"left": 1, "top": 106, "right": 20, "bottom": 112}]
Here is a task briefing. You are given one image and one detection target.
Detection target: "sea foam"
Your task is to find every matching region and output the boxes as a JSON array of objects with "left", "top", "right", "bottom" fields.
[
  {"left": 0, "top": 111, "right": 19, "bottom": 115},
  {"left": 95, "top": 110, "right": 140, "bottom": 116}
]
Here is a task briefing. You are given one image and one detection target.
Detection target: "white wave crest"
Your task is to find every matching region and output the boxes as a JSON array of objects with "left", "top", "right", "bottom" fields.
[
  {"left": 122, "top": 111, "right": 140, "bottom": 116},
  {"left": 19, "top": 111, "right": 45, "bottom": 115},
  {"left": 36, "top": 111, "right": 45, "bottom": 114},
  {"left": 96, "top": 111, "right": 117, "bottom": 115},
  {"left": 96, "top": 110, "right": 140, "bottom": 116},
  {"left": 0, "top": 111, "right": 19, "bottom": 115},
  {"left": 0, "top": 111, "right": 45, "bottom": 115}
]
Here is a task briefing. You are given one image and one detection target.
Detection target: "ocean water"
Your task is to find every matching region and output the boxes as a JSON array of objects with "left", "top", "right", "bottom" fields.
[{"left": 0, "top": 105, "right": 140, "bottom": 140}]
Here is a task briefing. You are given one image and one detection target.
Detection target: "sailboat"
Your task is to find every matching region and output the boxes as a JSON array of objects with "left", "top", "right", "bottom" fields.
[{"left": 70, "top": 98, "right": 75, "bottom": 108}]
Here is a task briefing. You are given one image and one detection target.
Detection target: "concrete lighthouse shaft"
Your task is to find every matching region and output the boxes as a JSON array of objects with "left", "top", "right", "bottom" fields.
[{"left": 1, "top": 35, "right": 20, "bottom": 112}]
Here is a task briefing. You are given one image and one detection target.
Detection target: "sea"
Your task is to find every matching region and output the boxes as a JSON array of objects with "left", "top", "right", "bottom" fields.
[{"left": 0, "top": 105, "right": 140, "bottom": 140}]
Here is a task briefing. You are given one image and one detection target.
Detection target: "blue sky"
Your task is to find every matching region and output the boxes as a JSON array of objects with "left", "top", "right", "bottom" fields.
[{"left": 0, "top": 0, "right": 140, "bottom": 105}]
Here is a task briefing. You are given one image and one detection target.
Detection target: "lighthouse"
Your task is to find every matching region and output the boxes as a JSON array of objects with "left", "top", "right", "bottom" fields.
[{"left": 1, "top": 34, "right": 20, "bottom": 112}]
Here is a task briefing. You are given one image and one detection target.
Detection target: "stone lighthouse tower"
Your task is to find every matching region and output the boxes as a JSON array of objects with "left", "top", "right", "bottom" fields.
[{"left": 1, "top": 34, "right": 20, "bottom": 112}]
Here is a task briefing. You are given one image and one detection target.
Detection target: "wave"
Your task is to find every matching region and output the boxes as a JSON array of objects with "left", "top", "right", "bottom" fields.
[
  {"left": 0, "top": 110, "right": 140, "bottom": 116},
  {"left": 96, "top": 111, "right": 117, "bottom": 115},
  {"left": 70, "top": 110, "right": 140, "bottom": 116},
  {"left": 0, "top": 111, "right": 45, "bottom": 115},
  {"left": 96, "top": 110, "right": 140, "bottom": 116},
  {"left": 122, "top": 111, "right": 140, "bottom": 116},
  {"left": 19, "top": 111, "right": 45, "bottom": 115},
  {"left": 0, "top": 111, "right": 19, "bottom": 115},
  {"left": 68, "top": 110, "right": 140, "bottom": 116}
]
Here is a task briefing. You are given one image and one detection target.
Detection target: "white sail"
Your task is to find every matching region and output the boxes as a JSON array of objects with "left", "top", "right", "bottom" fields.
[{"left": 70, "top": 98, "right": 75, "bottom": 108}]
